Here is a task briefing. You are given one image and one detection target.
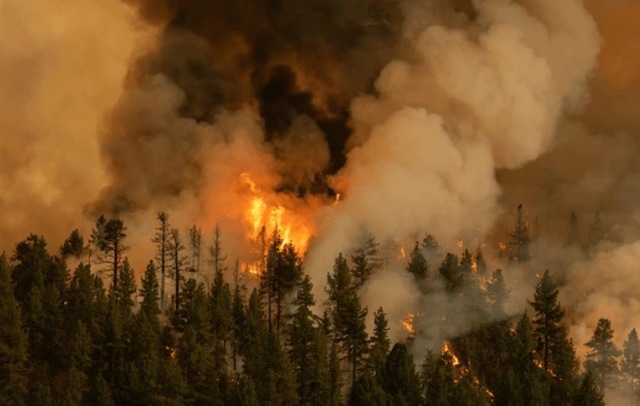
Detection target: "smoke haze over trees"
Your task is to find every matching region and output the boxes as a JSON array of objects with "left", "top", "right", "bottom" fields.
[{"left": 3, "top": 0, "right": 640, "bottom": 403}]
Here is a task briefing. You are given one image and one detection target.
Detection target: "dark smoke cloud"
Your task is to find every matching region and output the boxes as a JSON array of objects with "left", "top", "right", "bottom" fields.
[{"left": 94, "top": 0, "right": 408, "bottom": 214}]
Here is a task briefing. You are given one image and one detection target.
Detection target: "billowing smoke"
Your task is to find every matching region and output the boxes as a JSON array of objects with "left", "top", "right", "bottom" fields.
[{"left": 6, "top": 0, "right": 640, "bottom": 396}]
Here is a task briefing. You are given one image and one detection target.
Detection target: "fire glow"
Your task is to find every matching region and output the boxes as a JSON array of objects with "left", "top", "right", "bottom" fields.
[{"left": 238, "top": 173, "right": 314, "bottom": 276}]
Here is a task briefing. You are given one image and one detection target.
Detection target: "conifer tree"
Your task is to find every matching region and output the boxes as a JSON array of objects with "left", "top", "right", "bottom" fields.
[
  {"left": 530, "top": 270, "right": 564, "bottom": 371},
  {"left": 188, "top": 225, "right": 202, "bottom": 273},
  {"left": 0, "top": 254, "right": 28, "bottom": 404},
  {"left": 168, "top": 228, "right": 187, "bottom": 312},
  {"left": 327, "top": 253, "right": 369, "bottom": 385},
  {"left": 486, "top": 269, "right": 509, "bottom": 319},
  {"left": 139, "top": 261, "right": 161, "bottom": 328},
  {"left": 152, "top": 212, "right": 170, "bottom": 312},
  {"left": 622, "top": 328, "right": 640, "bottom": 402},
  {"left": 406, "top": 241, "right": 429, "bottom": 282},
  {"left": 60, "top": 229, "right": 85, "bottom": 259},
  {"left": 381, "top": 343, "right": 422, "bottom": 405},
  {"left": 574, "top": 371, "right": 605, "bottom": 406},
  {"left": 369, "top": 307, "right": 391, "bottom": 375},
  {"left": 508, "top": 204, "right": 530, "bottom": 262},
  {"left": 287, "top": 275, "right": 318, "bottom": 404},
  {"left": 439, "top": 253, "right": 462, "bottom": 292},
  {"left": 351, "top": 231, "right": 381, "bottom": 289},
  {"left": 585, "top": 318, "right": 621, "bottom": 391},
  {"left": 94, "top": 218, "right": 128, "bottom": 288}
]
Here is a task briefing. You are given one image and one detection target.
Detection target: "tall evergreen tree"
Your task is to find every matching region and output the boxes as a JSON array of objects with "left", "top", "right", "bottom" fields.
[
  {"left": 574, "top": 371, "right": 605, "bottom": 406},
  {"left": 368, "top": 307, "right": 391, "bottom": 375},
  {"left": 94, "top": 218, "right": 128, "bottom": 288},
  {"left": 60, "top": 229, "right": 85, "bottom": 259},
  {"left": 585, "top": 318, "right": 621, "bottom": 391},
  {"left": 351, "top": 232, "right": 381, "bottom": 289},
  {"left": 326, "top": 254, "right": 368, "bottom": 385},
  {"left": 188, "top": 225, "right": 202, "bottom": 274},
  {"left": 0, "top": 254, "right": 28, "bottom": 404},
  {"left": 530, "top": 270, "right": 564, "bottom": 371},
  {"left": 152, "top": 212, "right": 170, "bottom": 312},
  {"left": 507, "top": 204, "right": 530, "bottom": 262},
  {"left": 287, "top": 275, "right": 319, "bottom": 404},
  {"left": 380, "top": 343, "right": 422, "bottom": 405},
  {"left": 406, "top": 241, "right": 429, "bottom": 282},
  {"left": 622, "top": 328, "right": 640, "bottom": 402},
  {"left": 168, "top": 228, "right": 187, "bottom": 313},
  {"left": 439, "top": 253, "right": 462, "bottom": 293},
  {"left": 139, "top": 261, "right": 161, "bottom": 328}
]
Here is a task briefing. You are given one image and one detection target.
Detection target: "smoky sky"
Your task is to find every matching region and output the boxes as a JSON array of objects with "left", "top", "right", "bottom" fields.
[{"left": 93, "top": 0, "right": 416, "bottom": 215}]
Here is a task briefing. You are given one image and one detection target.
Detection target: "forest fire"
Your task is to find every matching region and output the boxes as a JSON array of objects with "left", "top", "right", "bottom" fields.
[
  {"left": 238, "top": 173, "right": 315, "bottom": 276},
  {"left": 401, "top": 312, "right": 416, "bottom": 338},
  {"left": 441, "top": 342, "right": 461, "bottom": 367},
  {"left": 240, "top": 173, "right": 313, "bottom": 252}
]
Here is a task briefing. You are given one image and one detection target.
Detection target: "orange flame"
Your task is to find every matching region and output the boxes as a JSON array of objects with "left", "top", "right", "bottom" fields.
[
  {"left": 401, "top": 312, "right": 416, "bottom": 338},
  {"left": 238, "top": 173, "right": 315, "bottom": 276},
  {"left": 441, "top": 342, "right": 461, "bottom": 367},
  {"left": 498, "top": 242, "right": 507, "bottom": 250}
]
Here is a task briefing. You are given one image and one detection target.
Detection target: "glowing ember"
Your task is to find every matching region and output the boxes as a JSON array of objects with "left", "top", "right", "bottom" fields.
[
  {"left": 456, "top": 240, "right": 464, "bottom": 249},
  {"left": 333, "top": 193, "right": 341, "bottom": 207},
  {"left": 498, "top": 242, "right": 507, "bottom": 250},
  {"left": 399, "top": 245, "right": 406, "bottom": 259}
]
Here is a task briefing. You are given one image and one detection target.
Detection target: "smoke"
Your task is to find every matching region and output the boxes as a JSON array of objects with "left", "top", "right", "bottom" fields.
[
  {"left": 6, "top": 1, "right": 640, "bottom": 395},
  {"left": 0, "top": 0, "right": 147, "bottom": 250}
]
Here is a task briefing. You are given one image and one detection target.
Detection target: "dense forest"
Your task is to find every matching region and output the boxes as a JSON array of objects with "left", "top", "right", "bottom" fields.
[{"left": 0, "top": 210, "right": 636, "bottom": 406}]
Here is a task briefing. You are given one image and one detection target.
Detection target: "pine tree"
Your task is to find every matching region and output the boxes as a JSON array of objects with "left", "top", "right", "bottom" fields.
[
  {"left": 439, "top": 253, "right": 462, "bottom": 293},
  {"left": 574, "top": 371, "right": 605, "bottom": 406},
  {"left": 585, "top": 318, "right": 621, "bottom": 391},
  {"left": 152, "top": 212, "right": 170, "bottom": 312},
  {"left": 369, "top": 307, "right": 391, "bottom": 375},
  {"left": 0, "top": 254, "right": 28, "bottom": 404},
  {"left": 350, "top": 371, "right": 388, "bottom": 406},
  {"left": 139, "top": 261, "right": 161, "bottom": 328},
  {"left": 406, "top": 241, "right": 429, "bottom": 282},
  {"left": 530, "top": 270, "right": 564, "bottom": 371},
  {"left": 622, "top": 328, "right": 640, "bottom": 402},
  {"left": 327, "top": 342, "right": 343, "bottom": 406},
  {"left": 381, "top": 343, "right": 422, "bottom": 405},
  {"left": 209, "top": 223, "right": 227, "bottom": 275},
  {"left": 287, "top": 275, "right": 317, "bottom": 404},
  {"left": 486, "top": 269, "right": 509, "bottom": 319},
  {"left": 94, "top": 218, "right": 128, "bottom": 288},
  {"left": 351, "top": 232, "right": 381, "bottom": 289},
  {"left": 60, "top": 229, "right": 85, "bottom": 259},
  {"left": 168, "top": 228, "right": 187, "bottom": 313},
  {"left": 326, "top": 253, "right": 369, "bottom": 385},
  {"left": 475, "top": 246, "right": 487, "bottom": 277},
  {"left": 507, "top": 204, "right": 530, "bottom": 262},
  {"left": 188, "top": 225, "right": 202, "bottom": 274}
]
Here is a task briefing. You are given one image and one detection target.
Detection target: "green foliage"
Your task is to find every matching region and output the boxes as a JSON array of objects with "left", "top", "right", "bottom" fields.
[
  {"left": 407, "top": 241, "right": 429, "bottom": 282},
  {"left": 530, "top": 270, "right": 565, "bottom": 371},
  {"left": 574, "top": 371, "right": 605, "bottom": 406},
  {"left": 585, "top": 318, "right": 621, "bottom": 391},
  {"left": 0, "top": 254, "right": 28, "bottom": 404},
  {"left": 350, "top": 231, "right": 381, "bottom": 289}
]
